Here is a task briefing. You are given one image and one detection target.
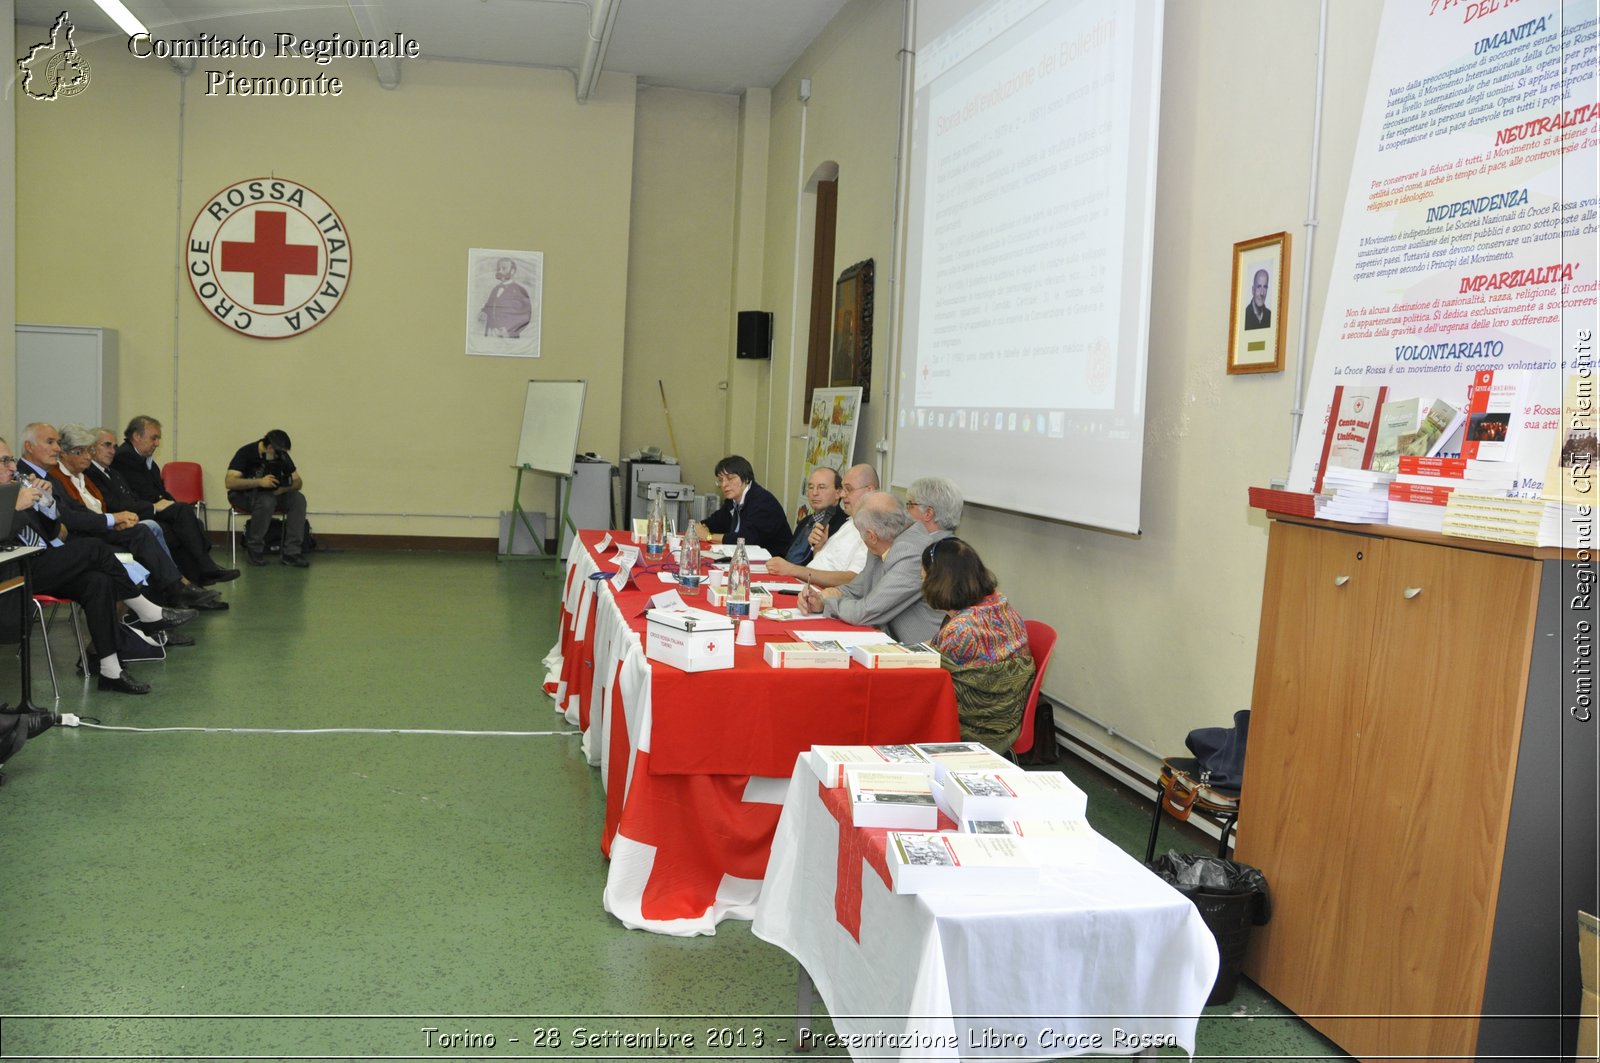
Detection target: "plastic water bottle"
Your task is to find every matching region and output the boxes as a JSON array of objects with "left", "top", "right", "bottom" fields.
[
  {"left": 726, "top": 538, "right": 752, "bottom": 621},
  {"left": 645, "top": 493, "right": 666, "bottom": 560},
  {"left": 678, "top": 528, "right": 702, "bottom": 596}
]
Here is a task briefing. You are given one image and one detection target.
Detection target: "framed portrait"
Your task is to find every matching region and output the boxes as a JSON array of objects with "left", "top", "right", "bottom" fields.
[
  {"left": 1227, "top": 232, "right": 1290, "bottom": 375},
  {"left": 829, "top": 259, "right": 874, "bottom": 401},
  {"left": 466, "top": 248, "right": 542, "bottom": 358}
]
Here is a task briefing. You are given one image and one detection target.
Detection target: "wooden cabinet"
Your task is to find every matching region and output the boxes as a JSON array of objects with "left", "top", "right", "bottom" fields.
[{"left": 1238, "top": 517, "right": 1594, "bottom": 1061}]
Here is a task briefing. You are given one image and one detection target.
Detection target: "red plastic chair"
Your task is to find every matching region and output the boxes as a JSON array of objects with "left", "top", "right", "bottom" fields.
[
  {"left": 1012, "top": 620, "right": 1059, "bottom": 757},
  {"left": 161, "top": 461, "right": 208, "bottom": 528},
  {"left": 31, "top": 595, "right": 89, "bottom": 700}
]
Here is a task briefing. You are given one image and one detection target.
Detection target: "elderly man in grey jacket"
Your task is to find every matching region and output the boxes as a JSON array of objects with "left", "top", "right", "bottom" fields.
[{"left": 795, "top": 490, "right": 950, "bottom": 644}]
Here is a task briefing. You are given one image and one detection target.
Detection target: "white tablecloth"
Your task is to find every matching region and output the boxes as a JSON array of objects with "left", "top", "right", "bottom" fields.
[{"left": 752, "top": 759, "right": 1218, "bottom": 1060}]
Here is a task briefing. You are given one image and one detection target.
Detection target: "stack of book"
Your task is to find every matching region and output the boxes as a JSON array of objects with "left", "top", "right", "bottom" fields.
[
  {"left": 1387, "top": 455, "right": 1517, "bottom": 534},
  {"left": 1315, "top": 468, "right": 1395, "bottom": 524},
  {"left": 942, "top": 769, "right": 1089, "bottom": 823},
  {"left": 846, "top": 768, "right": 938, "bottom": 829},
  {"left": 1248, "top": 485, "right": 1316, "bottom": 517},
  {"left": 1443, "top": 492, "right": 1562, "bottom": 546},
  {"left": 813, "top": 742, "right": 1104, "bottom": 895}
]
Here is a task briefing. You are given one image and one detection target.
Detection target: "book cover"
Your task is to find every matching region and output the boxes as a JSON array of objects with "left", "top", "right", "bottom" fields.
[
  {"left": 911, "top": 742, "right": 1023, "bottom": 786},
  {"left": 763, "top": 641, "right": 850, "bottom": 668},
  {"left": 1460, "top": 369, "right": 1528, "bottom": 462},
  {"left": 1398, "top": 398, "right": 1462, "bottom": 459},
  {"left": 807, "top": 745, "right": 928, "bottom": 787},
  {"left": 1313, "top": 385, "right": 1386, "bottom": 492},
  {"left": 963, "top": 816, "right": 1097, "bottom": 865},
  {"left": 886, "top": 831, "right": 1042, "bottom": 895},
  {"left": 1368, "top": 397, "right": 1419, "bottom": 474}
]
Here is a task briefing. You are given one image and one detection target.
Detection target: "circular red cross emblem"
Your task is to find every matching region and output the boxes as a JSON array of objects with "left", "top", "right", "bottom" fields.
[{"left": 186, "top": 177, "right": 351, "bottom": 339}]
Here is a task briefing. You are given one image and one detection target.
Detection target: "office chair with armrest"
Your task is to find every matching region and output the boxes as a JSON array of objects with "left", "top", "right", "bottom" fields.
[{"left": 1011, "top": 619, "right": 1059, "bottom": 759}]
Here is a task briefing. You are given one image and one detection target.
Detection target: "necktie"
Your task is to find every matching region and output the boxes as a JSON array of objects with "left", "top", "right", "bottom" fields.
[{"left": 732, "top": 503, "right": 742, "bottom": 535}]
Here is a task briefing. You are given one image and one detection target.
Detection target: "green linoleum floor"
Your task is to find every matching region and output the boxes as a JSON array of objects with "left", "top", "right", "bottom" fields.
[{"left": 0, "top": 549, "right": 1350, "bottom": 1061}]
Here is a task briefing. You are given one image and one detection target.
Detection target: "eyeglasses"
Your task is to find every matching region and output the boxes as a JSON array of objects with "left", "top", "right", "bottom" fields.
[
  {"left": 0, "top": 457, "right": 16, "bottom": 466},
  {"left": 715, "top": 473, "right": 742, "bottom": 484},
  {"left": 840, "top": 483, "right": 867, "bottom": 495},
  {"left": 63, "top": 446, "right": 92, "bottom": 456}
]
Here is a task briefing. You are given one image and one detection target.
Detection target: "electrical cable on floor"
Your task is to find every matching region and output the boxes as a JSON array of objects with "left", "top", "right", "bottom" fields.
[{"left": 66, "top": 721, "right": 582, "bottom": 737}]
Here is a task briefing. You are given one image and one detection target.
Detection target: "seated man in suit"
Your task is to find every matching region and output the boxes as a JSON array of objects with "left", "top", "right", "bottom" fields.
[
  {"left": 1, "top": 435, "right": 196, "bottom": 694},
  {"left": 905, "top": 476, "right": 963, "bottom": 535},
  {"left": 22, "top": 423, "right": 216, "bottom": 610},
  {"left": 767, "top": 462, "right": 875, "bottom": 587},
  {"left": 107, "top": 417, "right": 239, "bottom": 585},
  {"left": 226, "top": 428, "right": 310, "bottom": 568},
  {"left": 795, "top": 490, "right": 949, "bottom": 644},
  {"left": 692, "top": 454, "right": 792, "bottom": 556},
  {"left": 779, "top": 466, "right": 848, "bottom": 566}
]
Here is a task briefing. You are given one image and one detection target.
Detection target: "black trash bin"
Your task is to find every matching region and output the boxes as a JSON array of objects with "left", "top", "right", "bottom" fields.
[{"left": 1150, "top": 852, "right": 1271, "bottom": 1006}]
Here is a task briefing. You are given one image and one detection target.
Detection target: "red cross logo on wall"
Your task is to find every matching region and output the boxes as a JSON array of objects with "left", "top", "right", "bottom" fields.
[
  {"left": 186, "top": 177, "right": 352, "bottom": 340},
  {"left": 220, "top": 211, "right": 318, "bottom": 306}
]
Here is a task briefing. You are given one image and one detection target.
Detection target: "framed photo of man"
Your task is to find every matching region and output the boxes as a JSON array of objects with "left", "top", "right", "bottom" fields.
[
  {"left": 466, "top": 248, "right": 542, "bottom": 358},
  {"left": 1227, "top": 232, "right": 1289, "bottom": 375}
]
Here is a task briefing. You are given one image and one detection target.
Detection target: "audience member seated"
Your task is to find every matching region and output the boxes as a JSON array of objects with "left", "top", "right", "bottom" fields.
[
  {"left": 23, "top": 423, "right": 216, "bottom": 610},
  {"left": 226, "top": 429, "right": 310, "bottom": 568},
  {"left": 767, "top": 462, "right": 876, "bottom": 587},
  {"left": 795, "top": 490, "right": 948, "bottom": 644},
  {"left": 107, "top": 417, "right": 239, "bottom": 585},
  {"left": 692, "top": 454, "right": 792, "bottom": 556},
  {"left": 780, "top": 466, "right": 848, "bottom": 565},
  {"left": 905, "top": 475, "right": 963, "bottom": 535},
  {"left": 921, "top": 537, "right": 1035, "bottom": 753},
  {"left": 1, "top": 436, "right": 196, "bottom": 695}
]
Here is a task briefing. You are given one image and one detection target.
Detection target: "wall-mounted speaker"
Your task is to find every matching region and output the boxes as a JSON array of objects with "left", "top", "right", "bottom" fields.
[{"left": 736, "top": 310, "right": 773, "bottom": 360}]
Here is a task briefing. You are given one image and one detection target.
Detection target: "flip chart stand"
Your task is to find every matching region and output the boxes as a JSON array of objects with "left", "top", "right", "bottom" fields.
[{"left": 499, "top": 465, "right": 577, "bottom": 562}]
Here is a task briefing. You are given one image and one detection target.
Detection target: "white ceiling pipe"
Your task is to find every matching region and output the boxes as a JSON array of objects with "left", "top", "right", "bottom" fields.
[{"left": 575, "top": 0, "right": 619, "bottom": 103}]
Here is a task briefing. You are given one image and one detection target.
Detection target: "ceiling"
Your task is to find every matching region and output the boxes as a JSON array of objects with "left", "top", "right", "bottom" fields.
[{"left": 13, "top": 0, "right": 852, "bottom": 96}]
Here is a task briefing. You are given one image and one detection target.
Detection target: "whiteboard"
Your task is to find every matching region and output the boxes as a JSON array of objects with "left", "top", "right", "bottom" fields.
[{"left": 516, "top": 379, "right": 586, "bottom": 475}]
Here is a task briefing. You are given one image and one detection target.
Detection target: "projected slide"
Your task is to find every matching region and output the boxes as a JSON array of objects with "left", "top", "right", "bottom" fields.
[{"left": 893, "top": 0, "right": 1162, "bottom": 534}]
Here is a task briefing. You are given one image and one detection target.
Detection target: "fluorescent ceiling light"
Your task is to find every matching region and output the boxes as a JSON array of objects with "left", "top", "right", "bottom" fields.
[{"left": 93, "top": 0, "right": 149, "bottom": 36}]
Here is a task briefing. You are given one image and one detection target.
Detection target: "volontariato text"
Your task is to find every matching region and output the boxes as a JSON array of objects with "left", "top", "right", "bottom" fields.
[{"left": 127, "top": 31, "right": 421, "bottom": 98}]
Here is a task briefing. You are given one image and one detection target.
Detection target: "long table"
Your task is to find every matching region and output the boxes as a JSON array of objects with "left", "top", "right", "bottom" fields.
[
  {"left": 546, "top": 530, "right": 960, "bottom": 936},
  {"left": 752, "top": 762, "right": 1220, "bottom": 1060}
]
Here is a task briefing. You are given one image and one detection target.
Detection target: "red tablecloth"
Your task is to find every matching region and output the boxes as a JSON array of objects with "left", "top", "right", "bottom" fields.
[{"left": 547, "top": 530, "right": 960, "bottom": 935}]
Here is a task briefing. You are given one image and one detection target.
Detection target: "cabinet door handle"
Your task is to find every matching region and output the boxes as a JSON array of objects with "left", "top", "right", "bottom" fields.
[
  {"left": 1334, "top": 575, "right": 1351, "bottom": 587},
  {"left": 1403, "top": 586, "right": 1423, "bottom": 600}
]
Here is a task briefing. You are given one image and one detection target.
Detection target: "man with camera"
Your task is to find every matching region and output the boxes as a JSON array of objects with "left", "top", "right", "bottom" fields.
[{"left": 226, "top": 429, "right": 309, "bottom": 568}]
